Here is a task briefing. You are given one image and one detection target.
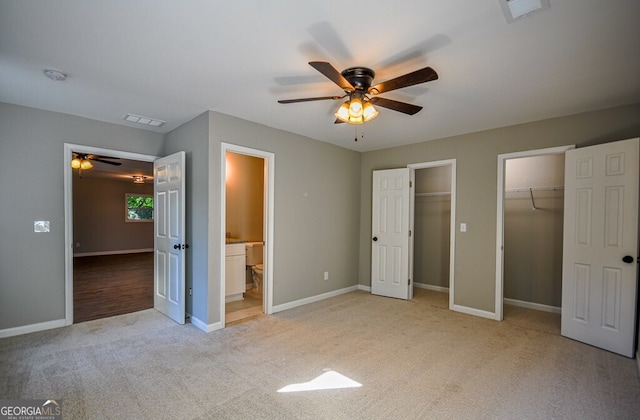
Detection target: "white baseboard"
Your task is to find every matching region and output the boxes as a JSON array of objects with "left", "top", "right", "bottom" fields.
[
  {"left": 74, "top": 248, "right": 153, "bottom": 257},
  {"left": 191, "top": 315, "right": 223, "bottom": 333},
  {"left": 414, "top": 283, "right": 450, "bottom": 293},
  {"left": 504, "top": 298, "right": 561, "bottom": 314},
  {"left": 272, "top": 285, "right": 360, "bottom": 313},
  {"left": 0, "top": 318, "right": 66, "bottom": 339},
  {"left": 358, "top": 284, "right": 371, "bottom": 292},
  {"left": 451, "top": 304, "right": 498, "bottom": 320}
]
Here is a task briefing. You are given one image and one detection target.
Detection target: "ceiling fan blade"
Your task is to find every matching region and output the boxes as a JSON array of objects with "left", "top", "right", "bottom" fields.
[
  {"left": 368, "top": 66, "right": 438, "bottom": 95},
  {"left": 369, "top": 97, "right": 423, "bottom": 115},
  {"left": 91, "top": 158, "right": 122, "bottom": 166},
  {"left": 334, "top": 119, "right": 345, "bottom": 124},
  {"left": 93, "top": 155, "right": 120, "bottom": 160},
  {"left": 309, "top": 61, "right": 354, "bottom": 92},
  {"left": 278, "top": 95, "right": 343, "bottom": 104}
]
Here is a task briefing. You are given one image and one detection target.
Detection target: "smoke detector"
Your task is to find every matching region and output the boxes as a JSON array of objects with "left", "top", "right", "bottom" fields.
[
  {"left": 43, "top": 68, "right": 67, "bottom": 81},
  {"left": 499, "top": 0, "right": 550, "bottom": 23}
]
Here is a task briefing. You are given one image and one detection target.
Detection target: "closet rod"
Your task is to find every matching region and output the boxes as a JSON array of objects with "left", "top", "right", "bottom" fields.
[
  {"left": 504, "top": 186, "right": 564, "bottom": 193},
  {"left": 415, "top": 191, "right": 451, "bottom": 197}
]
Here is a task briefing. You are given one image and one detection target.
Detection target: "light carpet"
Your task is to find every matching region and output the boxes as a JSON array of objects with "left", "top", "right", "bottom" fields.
[{"left": 1, "top": 289, "right": 639, "bottom": 419}]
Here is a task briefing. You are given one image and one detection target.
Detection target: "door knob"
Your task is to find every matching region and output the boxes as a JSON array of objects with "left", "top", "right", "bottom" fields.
[
  {"left": 174, "top": 244, "right": 180, "bottom": 250},
  {"left": 622, "top": 255, "right": 634, "bottom": 263},
  {"left": 373, "top": 236, "right": 378, "bottom": 242}
]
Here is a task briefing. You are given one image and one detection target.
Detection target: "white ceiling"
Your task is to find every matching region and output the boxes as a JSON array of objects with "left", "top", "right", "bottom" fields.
[{"left": 1, "top": 1, "right": 639, "bottom": 152}]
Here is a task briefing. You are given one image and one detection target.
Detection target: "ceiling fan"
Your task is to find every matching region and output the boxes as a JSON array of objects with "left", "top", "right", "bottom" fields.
[
  {"left": 71, "top": 152, "right": 121, "bottom": 170},
  {"left": 278, "top": 61, "right": 438, "bottom": 125}
]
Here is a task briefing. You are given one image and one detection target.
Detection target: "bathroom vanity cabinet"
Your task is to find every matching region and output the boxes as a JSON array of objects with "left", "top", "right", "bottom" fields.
[{"left": 225, "top": 243, "right": 246, "bottom": 302}]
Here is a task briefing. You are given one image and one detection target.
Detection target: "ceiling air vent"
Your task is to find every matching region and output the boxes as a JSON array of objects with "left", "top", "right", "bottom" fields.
[
  {"left": 124, "top": 113, "right": 166, "bottom": 127},
  {"left": 499, "top": 0, "right": 550, "bottom": 23}
]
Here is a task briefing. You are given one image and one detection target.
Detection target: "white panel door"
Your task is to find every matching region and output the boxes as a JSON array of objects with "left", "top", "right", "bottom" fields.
[
  {"left": 371, "top": 168, "right": 414, "bottom": 300},
  {"left": 561, "top": 138, "right": 639, "bottom": 357},
  {"left": 154, "top": 151, "right": 186, "bottom": 324}
]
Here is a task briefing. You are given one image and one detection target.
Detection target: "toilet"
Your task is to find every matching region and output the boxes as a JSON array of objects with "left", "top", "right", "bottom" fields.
[{"left": 245, "top": 242, "right": 264, "bottom": 291}]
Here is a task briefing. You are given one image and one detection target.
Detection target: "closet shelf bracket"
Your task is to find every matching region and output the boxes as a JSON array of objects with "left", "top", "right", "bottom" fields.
[{"left": 529, "top": 188, "right": 537, "bottom": 211}]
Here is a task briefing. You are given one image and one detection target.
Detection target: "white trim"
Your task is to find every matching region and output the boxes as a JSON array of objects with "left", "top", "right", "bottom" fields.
[
  {"left": 191, "top": 316, "right": 223, "bottom": 333},
  {"left": 451, "top": 304, "right": 497, "bottom": 320},
  {"left": 272, "top": 285, "right": 360, "bottom": 313},
  {"left": 0, "top": 319, "right": 66, "bottom": 339},
  {"left": 414, "top": 283, "right": 450, "bottom": 293},
  {"left": 64, "top": 143, "right": 158, "bottom": 327},
  {"left": 220, "top": 143, "right": 275, "bottom": 328},
  {"left": 408, "top": 159, "right": 456, "bottom": 312},
  {"left": 495, "top": 145, "right": 574, "bottom": 321},
  {"left": 358, "top": 285, "right": 371, "bottom": 292},
  {"left": 74, "top": 248, "right": 153, "bottom": 257},
  {"left": 503, "top": 298, "right": 561, "bottom": 314}
]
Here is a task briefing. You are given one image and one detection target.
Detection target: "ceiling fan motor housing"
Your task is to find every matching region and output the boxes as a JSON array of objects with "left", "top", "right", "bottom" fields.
[{"left": 341, "top": 67, "right": 375, "bottom": 92}]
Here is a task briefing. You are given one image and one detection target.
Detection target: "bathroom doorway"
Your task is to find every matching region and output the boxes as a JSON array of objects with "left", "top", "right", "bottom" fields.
[
  {"left": 225, "top": 151, "right": 264, "bottom": 324},
  {"left": 221, "top": 143, "right": 275, "bottom": 326}
]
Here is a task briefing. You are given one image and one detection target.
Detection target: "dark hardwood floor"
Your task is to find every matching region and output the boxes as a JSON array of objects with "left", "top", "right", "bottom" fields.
[{"left": 73, "top": 252, "right": 153, "bottom": 323}]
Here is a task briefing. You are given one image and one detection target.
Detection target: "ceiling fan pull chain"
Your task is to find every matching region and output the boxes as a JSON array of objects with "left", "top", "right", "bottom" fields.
[{"left": 354, "top": 124, "right": 358, "bottom": 142}]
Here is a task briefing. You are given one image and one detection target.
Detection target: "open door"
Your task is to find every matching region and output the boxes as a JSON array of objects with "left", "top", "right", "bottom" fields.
[
  {"left": 154, "top": 151, "right": 186, "bottom": 324},
  {"left": 561, "top": 138, "right": 639, "bottom": 357},
  {"left": 371, "top": 168, "right": 414, "bottom": 300}
]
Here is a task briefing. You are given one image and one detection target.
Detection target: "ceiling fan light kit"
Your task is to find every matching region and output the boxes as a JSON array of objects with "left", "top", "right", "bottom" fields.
[
  {"left": 278, "top": 61, "right": 438, "bottom": 131},
  {"left": 70, "top": 153, "right": 122, "bottom": 172}
]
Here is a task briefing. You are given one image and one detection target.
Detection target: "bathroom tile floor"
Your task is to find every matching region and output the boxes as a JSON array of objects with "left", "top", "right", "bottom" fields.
[{"left": 225, "top": 287, "right": 263, "bottom": 325}]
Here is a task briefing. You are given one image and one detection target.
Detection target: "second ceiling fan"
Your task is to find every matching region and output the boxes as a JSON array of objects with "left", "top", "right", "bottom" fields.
[{"left": 278, "top": 61, "right": 438, "bottom": 124}]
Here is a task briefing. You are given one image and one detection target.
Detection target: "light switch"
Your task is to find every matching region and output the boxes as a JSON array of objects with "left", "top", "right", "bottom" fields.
[
  {"left": 460, "top": 223, "right": 467, "bottom": 233},
  {"left": 34, "top": 221, "right": 50, "bottom": 233}
]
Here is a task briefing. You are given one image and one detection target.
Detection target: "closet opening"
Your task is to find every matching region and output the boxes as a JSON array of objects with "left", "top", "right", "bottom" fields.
[
  {"left": 496, "top": 146, "right": 573, "bottom": 321},
  {"left": 409, "top": 160, "right": 456, "bottom": 310}
]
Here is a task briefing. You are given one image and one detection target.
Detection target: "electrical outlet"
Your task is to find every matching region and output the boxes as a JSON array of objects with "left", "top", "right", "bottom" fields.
[
  {"left": 324, "top": 271, "right": 329, "bottom": 281},
  {"left": 460, "top": 223, "right": 467, "bottom": 233},
  {"left": 76, "top": 242, "right": 80, "bottom": 248}
]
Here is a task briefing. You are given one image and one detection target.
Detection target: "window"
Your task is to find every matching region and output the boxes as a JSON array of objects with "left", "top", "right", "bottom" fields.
[{"left": 126, "top": 194, "right": 153, "bottom": 222}]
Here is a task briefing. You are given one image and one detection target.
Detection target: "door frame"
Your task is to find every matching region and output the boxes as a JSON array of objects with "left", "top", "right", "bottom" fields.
[
  {"left": 407, "top": 159, "right": 457, "bottom": 310},
  {"left": 495, "top": 145, "right": 574, "bottom": 321},
  {"left": 63, "top": 143, "right": 159, "bottom": 325},
  {"left": 220, "top": 143, "right": 275, "bottom": 325}
]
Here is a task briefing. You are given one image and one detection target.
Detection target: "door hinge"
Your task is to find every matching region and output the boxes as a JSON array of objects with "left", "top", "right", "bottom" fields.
[
  {"left": 409, "top": 181, "right": 413, "bottom": 188},
  {"left": 409, "top": 230, "right": 412, "bottom": 237},
  {"left": 408, "top": 278, "right": 411, "bottom": 285}
]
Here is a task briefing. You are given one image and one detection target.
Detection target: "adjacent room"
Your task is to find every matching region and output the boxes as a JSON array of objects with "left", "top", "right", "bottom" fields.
[{"left": 1, "top": 1, "right": 639, "bottom": 418}]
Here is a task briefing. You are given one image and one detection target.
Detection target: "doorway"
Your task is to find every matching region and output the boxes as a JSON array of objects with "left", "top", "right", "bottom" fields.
[
  {"left": 220, "top": 143, "right": 275, "bottom": 326},
  {"left": 224, "top": 151, "right": 264, "bottom": 324},
  {"left": 495, "top": 145, "right": 574, "bottom": 320},
  {"left": 64, "top": 144, "right": 159, "bottom": 325},
  {"left": 408, "top": 160, "right": 456, "bottom": 310}
]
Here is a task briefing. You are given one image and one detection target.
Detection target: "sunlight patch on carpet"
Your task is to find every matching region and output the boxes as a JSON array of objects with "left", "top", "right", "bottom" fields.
[{"left": 277, "top": 370, "right": 362, "bottom": 393}]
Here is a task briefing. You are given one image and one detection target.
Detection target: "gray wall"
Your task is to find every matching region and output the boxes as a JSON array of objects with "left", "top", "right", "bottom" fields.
[
  {"left": 208, "top": 111, "right": 361, "bottom": 325},
  {"left": 163, "top": 112, "right": 210, "bottom": 323},
  {"left": 359, "top": 104, "right": 640, "bottom": 314},
  {"left": 0, "top": 102, "right": 164, "bottom": 330},
  {"left": 73, "top": 175, "right": 154, "bottom": 254}
]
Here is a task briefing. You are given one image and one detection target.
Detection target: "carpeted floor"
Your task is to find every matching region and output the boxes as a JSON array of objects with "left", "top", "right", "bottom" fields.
[{"left": 1, "top": 289, "right": 639, "bottom": 419}]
